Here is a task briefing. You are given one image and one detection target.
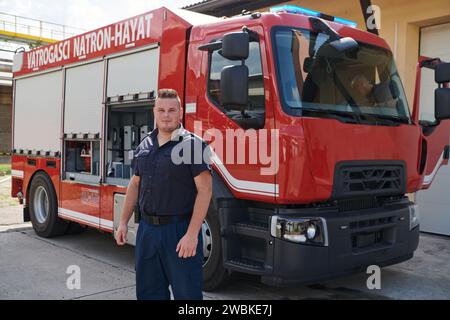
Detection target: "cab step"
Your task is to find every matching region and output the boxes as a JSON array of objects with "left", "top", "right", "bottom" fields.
[
  {"left": 231, "top": 221, "right": 269, "bottom": 239},
  {"left": 224, "top": 257, "right": 267, "bottom": 274}
]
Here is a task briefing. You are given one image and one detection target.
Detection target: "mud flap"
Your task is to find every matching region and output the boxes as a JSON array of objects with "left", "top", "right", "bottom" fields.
[{"left": 23, "top": 206, "right": 30, "bottom": 222}]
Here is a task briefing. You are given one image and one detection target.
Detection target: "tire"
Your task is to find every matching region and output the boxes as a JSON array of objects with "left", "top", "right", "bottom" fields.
[
  {"left": 29, "top": 172, "right": 69, "bottom": 238},
  {"left": 202, "top": 203, "right": 229, "bottom": 291}
]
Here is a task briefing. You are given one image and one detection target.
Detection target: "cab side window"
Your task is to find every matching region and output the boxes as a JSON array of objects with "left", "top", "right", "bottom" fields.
[{"left": 208, "top": 41, "right": 266, "bottom": 129}]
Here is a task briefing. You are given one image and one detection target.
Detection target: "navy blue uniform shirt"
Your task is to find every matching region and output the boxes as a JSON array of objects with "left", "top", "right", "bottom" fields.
[{"left": 132, "top": 125, "right": 211, "bottom": 216}]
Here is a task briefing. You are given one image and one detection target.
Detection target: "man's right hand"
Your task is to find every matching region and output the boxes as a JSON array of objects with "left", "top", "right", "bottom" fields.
[
  {"left": 116, "top": 175, "right": 139, "bottom": 246},
  {"left": 116, "top": 223, "right": 128, "bottom": 246}
]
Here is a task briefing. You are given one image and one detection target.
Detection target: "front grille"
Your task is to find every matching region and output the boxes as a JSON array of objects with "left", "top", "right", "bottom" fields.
[
  {"left": 349, "top": 216, "right": 395, "bottom": 230},
  {"left": 345, "top": 168, "right": 402, "bottom": 192},
  {"left": 350, "top": 216, "right": 396, "bottom": 251},
  {"left": 337, "top": 197, "right": 381, "bottom": 212},
  {"left": 333, "top": 161, "right": 406, "bottom": 199}
]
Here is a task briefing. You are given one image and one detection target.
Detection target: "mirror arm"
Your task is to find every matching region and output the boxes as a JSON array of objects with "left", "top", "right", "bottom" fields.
[
  {"left": 308, "top": 17, "right": 340, "bottom": 41},
  {"left": 200, "top": 29, "right": 257, "bottom": 53},
  {"left": 198, "top": 41, "right": 222, "bottom": 52},
  {"left": 420, "top": 57, "right": 442, "bottom": 70},
  {"left": 242, "top": 26, "right": 259, "bottom": 41}
]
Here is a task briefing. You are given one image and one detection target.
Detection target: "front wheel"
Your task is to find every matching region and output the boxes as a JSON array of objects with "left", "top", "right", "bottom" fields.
[
  {"left": 202, "top": 203, "right": 228, "bottom": 291},
  {"left": 29, "top": 172, "right": 68, "bottom": 238}
]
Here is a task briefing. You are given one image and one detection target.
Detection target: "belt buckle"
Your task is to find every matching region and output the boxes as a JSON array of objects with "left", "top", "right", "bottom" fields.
[{"left": 150, "top": 216, "right": 160, "bottom": 225}]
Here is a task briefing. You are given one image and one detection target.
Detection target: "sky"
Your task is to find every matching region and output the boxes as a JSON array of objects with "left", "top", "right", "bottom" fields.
[{"left": 0, "top": 0, "right": 201, "bottom": 30}]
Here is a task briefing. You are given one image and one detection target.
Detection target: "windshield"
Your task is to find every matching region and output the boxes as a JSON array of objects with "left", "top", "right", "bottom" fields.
[{"left": 273, "top": 27, "right": 411, "bottom": 124}]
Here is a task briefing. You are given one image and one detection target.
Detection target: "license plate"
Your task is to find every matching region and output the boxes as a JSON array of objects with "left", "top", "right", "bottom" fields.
[{"left": 352, "top": 231, "right": 381, "bottom": 248}]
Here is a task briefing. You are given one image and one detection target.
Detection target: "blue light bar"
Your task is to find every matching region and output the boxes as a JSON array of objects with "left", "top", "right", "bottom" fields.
[
  {"left": 270, "top": 5, "right": 320, "bottom": 17},
  {"left": 333, "top": 17, "right": 358, "bottom": 28},
  {"left": 270, "top": 5, "right": 357, "bottom": 28}
]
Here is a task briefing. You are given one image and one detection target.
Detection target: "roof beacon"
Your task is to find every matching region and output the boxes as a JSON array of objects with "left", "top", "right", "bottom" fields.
[{"left": 270, "top": 5, "right": 358, "bottom": 28}]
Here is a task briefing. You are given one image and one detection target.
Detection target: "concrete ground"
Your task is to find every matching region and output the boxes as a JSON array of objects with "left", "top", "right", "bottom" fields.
[{"left": 1, "top": 176, "right": 450, "bottom": 300}]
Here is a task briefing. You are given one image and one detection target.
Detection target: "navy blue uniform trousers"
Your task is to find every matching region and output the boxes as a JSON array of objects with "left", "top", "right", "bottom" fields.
[{"left": 135, "top": 218, "right": 203, "bottom": 300}]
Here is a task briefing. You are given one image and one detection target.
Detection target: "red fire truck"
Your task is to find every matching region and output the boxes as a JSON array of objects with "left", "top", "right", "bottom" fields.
[{"left": 10, "top": 6, "right": 450, "bottom": 290}]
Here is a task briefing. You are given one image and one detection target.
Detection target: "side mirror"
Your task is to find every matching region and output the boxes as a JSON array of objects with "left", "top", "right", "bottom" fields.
[
  {"left": 330, "top": 37, "right": 359, "bottom": 53},
  {"left": 436, "top": 63, "right": 450, "bottom": 83},
  {"left": 435, "top": 62, "right": 450, "bottom": 121},
  {"left": 222, "top": 32, "right": 249, "bottom": 60},
  {"left": 435, "top": 88, "right": 450, "bottom": 121},
  {"left": 220, "top": 65, "right": 249, "bottom": 110},
  {"left": 317, "top": 37, "right": 359, "bottom": 59}
]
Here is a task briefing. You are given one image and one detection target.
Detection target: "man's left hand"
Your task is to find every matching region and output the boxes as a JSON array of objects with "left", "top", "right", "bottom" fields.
[{"left": 176, "top": 233, "right": 198, "bottom": 258}]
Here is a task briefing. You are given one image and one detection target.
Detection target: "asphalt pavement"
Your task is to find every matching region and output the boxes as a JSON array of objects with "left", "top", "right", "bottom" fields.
[{"left": 1, "top": 176, "right": 449, "bottom": 300}]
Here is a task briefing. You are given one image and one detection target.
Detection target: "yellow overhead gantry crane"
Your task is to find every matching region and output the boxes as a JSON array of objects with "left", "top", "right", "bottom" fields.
[{"left": 0, "top": 12, "right": 84, "bottom": 50}]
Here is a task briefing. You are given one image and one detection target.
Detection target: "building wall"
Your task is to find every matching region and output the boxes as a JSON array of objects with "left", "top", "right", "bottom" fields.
[
  {"left": 0, "top": 85, "right": 12, "bottom": 154},
  {"left": 261, "top": 0, "right": 450, "bottom": 109}
]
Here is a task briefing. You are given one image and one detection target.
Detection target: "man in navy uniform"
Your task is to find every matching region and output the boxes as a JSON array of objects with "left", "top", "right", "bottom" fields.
[{"left": 116, "top": 89, "right": 212, "bottom": 300}]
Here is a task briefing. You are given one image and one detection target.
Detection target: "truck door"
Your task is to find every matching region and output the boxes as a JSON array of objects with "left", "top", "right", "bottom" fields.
[
  {"left": 413, "top": 57, "right": 450, "bottom": 189},
  {"left": 60, "top": 62, "right": 104, "bottom": 229},
  {"left": 191, "top": 26, "right": 278, "bottom": 201}
]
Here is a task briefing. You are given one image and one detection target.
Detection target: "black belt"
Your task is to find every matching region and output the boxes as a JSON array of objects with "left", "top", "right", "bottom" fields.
[{"left": 142, "top": 213, "right": 191, "bottom": 225}]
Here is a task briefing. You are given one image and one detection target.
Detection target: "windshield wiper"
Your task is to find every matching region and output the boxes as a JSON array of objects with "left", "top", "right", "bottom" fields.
[
  {"left": 361, "top": 113, "right": 410, "bottom": 124},
  {"left": 302, "top": 107, "right": 361, "bottom": 124},
  {"left": 301, "top": 107, "right": 410, "bottom": 126}
]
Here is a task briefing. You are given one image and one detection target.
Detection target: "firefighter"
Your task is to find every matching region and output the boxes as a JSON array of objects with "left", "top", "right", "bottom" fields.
[
  {"left": 351, "top": 74, "right": 375, "bottom": 100},
  {"left": 350, "top": 74, "right": 397, "bottom": 109},
  {"left": 116, "top": 89, "right": 212, "bottom": 300}
]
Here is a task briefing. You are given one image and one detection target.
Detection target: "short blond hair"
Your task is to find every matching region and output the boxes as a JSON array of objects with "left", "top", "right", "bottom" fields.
[
  {"left": 351, "top": 75, "right": 369, "bottom": 89},
  {"left": 156, "top": 88, "right": 181, "bottom": 108}
]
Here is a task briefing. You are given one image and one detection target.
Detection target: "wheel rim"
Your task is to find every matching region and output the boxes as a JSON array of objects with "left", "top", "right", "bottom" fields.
[
  {"left": 34, "top": 186, "right": 49, "bottom": 224},
  {"left": 202, "top": 220, "right": 213, "bottom": 267}
]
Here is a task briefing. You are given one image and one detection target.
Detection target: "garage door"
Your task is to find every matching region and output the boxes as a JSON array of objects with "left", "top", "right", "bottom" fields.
[{"left": 416, "top": 22, "right": 450, "bottom": 236}]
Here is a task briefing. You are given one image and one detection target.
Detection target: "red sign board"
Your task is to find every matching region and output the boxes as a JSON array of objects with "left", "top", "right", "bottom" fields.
[{"left": 14, "top": 10, "right": 164, "bottom": 77}]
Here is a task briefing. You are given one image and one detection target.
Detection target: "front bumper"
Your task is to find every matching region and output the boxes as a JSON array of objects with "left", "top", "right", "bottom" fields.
[{"left": 262, "top": 204, "right": 419, "bottom": 286}]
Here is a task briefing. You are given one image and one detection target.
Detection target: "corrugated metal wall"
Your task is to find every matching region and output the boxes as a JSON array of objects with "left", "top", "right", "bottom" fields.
[{"left": 0, "top": 85, "right": 12, "bottom": 154}]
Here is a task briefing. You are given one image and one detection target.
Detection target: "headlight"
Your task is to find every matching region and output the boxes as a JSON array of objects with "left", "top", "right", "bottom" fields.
[
  {"left": 307, "top": 224, "right": 317, "bottom": 240},
  {"left": 409, "top": 204, "right": 420, "bottom": 230},
  {"left": 270, "top": 216, "right": 328, "bottom": 246}
]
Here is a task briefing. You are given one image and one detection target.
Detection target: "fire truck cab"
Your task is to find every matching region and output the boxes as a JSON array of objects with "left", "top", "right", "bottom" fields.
[{"left": 11, "top": 6, "right": 450, "bottom": 290}]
